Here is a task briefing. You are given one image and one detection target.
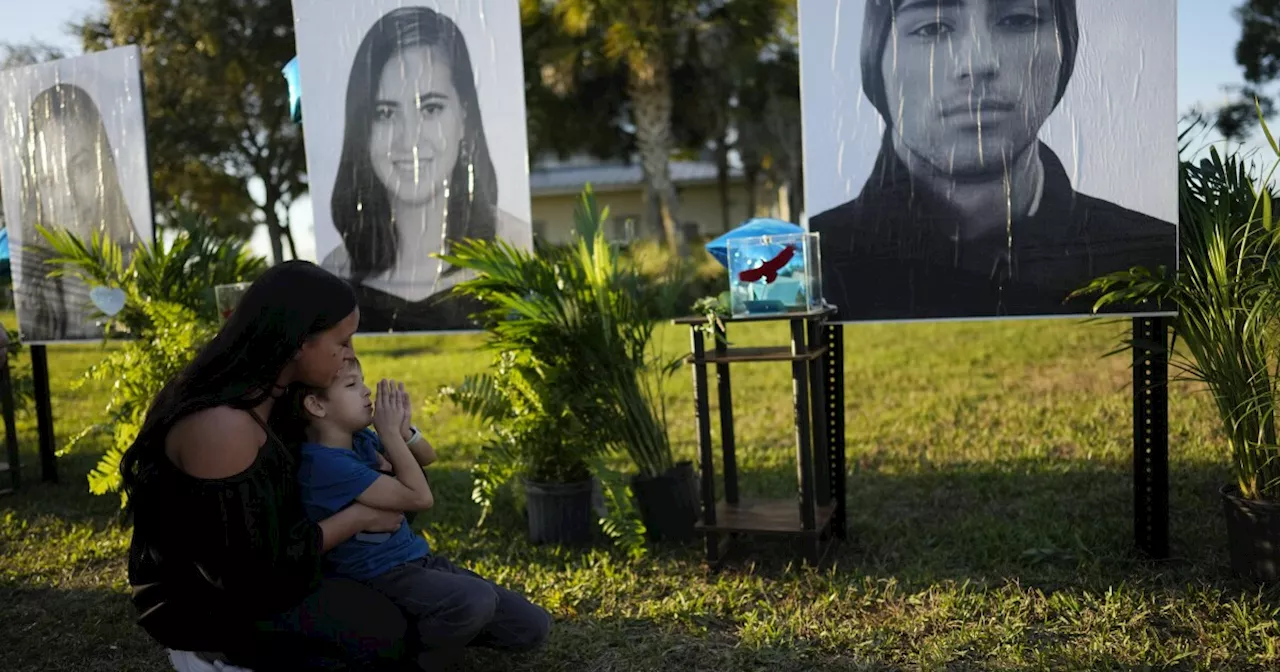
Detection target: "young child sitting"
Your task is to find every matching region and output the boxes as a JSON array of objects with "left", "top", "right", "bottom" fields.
[{"left": 289, "top": 358, "right": 551, "bottom": 663}]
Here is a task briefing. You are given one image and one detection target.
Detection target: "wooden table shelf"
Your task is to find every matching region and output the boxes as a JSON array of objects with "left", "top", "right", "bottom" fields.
[
  {"left": 686, "top": 345, "right": 828, "bottom": 364},
  {"left": 695, "top": 498, "right": 837, "bottom": 536},
  {"left": 676, "top": 307, "right": 847, "bottom": 570}
]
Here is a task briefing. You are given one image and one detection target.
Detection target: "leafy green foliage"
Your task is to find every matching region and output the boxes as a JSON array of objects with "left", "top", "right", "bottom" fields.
[
  {"left": 443, "top": 187, "right": 683, "bottom": 477},
  {"left": 1073, "top": 110, "right": 1280, "bottom": 500},
  {"left": 79, "top": 301, "right": 215, "bottom": 505},
  {"left": 438, "top": 187, "right": 687, "bottom": 553},
  {"left": 34, "top": 209, "right": 262, "bottom": 503},
  {"left": 2, "top": 327, "right": 35, "bottom": 416},
  {"left": 37, "top": 204, "right": 265, "bottom": 333}
]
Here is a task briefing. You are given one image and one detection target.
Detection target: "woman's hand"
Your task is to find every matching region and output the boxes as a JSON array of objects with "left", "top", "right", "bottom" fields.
[
  {"left": 372, "top": 379, "right": 404, "bottom": 439},
  {"left": 351, "top": 502, "right": 404, "bottom": 533}
]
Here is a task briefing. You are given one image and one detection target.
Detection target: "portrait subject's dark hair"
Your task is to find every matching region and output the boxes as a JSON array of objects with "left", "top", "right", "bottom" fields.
[
  {"left": 331, "top": 6, "right": 498, "bottom": 282},
  {"left": 16, "top": 82, "right": 137, "bottom": 340},
  {"left": 859, "top": 0, "right": 1080, "bottom": 124},
  {"left": 119, "top": 261, "right": 358, "bottom": 514}
]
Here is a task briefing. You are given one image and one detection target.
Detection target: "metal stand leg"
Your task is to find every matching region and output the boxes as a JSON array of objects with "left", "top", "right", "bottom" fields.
[
  {"left": 789, "top": 319, "right": 817, "bottom": 566},
  {"left": 691, "top": 329, "right": 719, "bottom": 567},
  {"left": 714, "top": 323, "right": 738, "bottom": 505},
  {"left": 0, "top": 352, "right": 18, "bottom": 494},
  {"left": 824, "top": 322, "right": 847, "bottom": 540},
  {"left": 1133, "top": 316, "right": 1169, "bottom": 559},
  {"left": 32, "top": 345, "right": 56, "bottom": 484}
]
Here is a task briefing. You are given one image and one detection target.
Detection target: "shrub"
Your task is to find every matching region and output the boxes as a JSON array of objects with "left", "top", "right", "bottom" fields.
[{"left": 35, "top": 205, "right": 264, "bottom": 504}]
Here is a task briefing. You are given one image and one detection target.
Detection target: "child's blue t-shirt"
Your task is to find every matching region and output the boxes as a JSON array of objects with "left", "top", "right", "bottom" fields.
[{"left": 297, "top": 428, "right": 430, "bottom": 581}]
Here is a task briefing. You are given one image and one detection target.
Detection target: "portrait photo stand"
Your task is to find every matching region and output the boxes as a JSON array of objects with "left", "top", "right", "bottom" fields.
[
  {"left": 0, "top": 330, "right": 21, "bottom": 495},
  {"left": 675, "top": 305, "right": 847, "bottom": 571}
]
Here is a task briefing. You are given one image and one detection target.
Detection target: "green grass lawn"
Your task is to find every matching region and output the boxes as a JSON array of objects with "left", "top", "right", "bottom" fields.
[{"left": 2, "top": 314, "right": 1278, "bottom": 671}]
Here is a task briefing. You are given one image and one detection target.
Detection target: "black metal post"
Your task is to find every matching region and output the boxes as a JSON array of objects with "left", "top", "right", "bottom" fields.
[
  {"left": 1, "top": 355, "right": 19, "bottom": 493},
  {"left": 713, "top": 321, "right": 738, "bottom": 505},
  {"left": 824, "top": 321, "right": 848, "bottom": 540},
  {"left": 806, "top": 317, "right": 831, "bottom": 506},
  {"left": 691, "top": 328, "right": 718, "bottom": 564},
  {"left": 789, "top": 318, "right": 817, "bottom": 538},
  {"left": 31, "top": 344, "right": 56, "bottom": 484},
  {"left": 1132, "top": 316, "right": 1169, "bottom": 559}
]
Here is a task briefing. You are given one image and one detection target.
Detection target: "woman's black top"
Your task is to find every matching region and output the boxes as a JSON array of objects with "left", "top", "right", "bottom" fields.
[
  {"left": 808, "top": 138, "right": 1178, "bottom": 321},
  {"left": 127, "top": 413, "right": 323, "bottom": 652}
]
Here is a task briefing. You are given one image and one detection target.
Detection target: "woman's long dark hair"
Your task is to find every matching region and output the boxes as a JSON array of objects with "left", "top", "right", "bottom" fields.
[
  {"left": 119, "top": 261, "right": 357, "bottom": 514},
  {"left": 331, "top": 6, "right": 498, "bottom": 283}
]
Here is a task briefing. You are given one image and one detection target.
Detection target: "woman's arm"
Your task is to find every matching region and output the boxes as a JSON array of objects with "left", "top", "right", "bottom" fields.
[
  {"left": 318, "top": 502, "right": 404, "bottom": 552},
  {"left": 167, "top": 408, "right": 398, "bottom": 609}
]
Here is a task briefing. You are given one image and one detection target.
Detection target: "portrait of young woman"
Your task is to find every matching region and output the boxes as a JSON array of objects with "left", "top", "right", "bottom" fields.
[
  {"left": 0, "top": 47, "right": 152, "bottom": 342},
  {"left": 800, "top": 0, "right": 1178, "bottom": 322},
  {"left": 293, "top": 0, "right": 533, "bottom": 334}
]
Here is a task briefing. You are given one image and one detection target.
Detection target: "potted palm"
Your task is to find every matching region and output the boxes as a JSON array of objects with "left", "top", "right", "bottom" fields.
[
  {"left": 439, "top": 186, "right": 697, "bottom": 545},
  {"left": 1073, "top": 110, "right": 1280, "bottom": 582},
  {"left": 443, "top": 349, "right": 607, "bottom": 545}
]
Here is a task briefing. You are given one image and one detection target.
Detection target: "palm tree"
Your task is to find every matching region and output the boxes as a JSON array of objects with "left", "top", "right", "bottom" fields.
[
  {"left": 523, "top": 1, "right": 790, "bottom": 252},
  {"left": 522, "top": 0, "right": 688, "bottom": 253}
]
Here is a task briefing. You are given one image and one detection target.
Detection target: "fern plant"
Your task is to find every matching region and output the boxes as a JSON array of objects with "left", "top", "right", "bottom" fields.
[
  {"left": 437, "top": 186, "right": 687, "bottom": 556},
  {"left": 32, "top": 204, "right": 262, "bottom": 503},
  {"left": 35, "top": 203, "right": 265, "bottom": 333},
  {"left": 441, "top": 349, "right": 647, "bottom": 556},
  {"left": 441, "top": 186, "right": 684, "bottom": 479},
  {"left": 1073, "top": 106, "right": 1280, "bottom": 501},
  {"left": 80, "top": 300, "right": 215, "bottom": 505}
]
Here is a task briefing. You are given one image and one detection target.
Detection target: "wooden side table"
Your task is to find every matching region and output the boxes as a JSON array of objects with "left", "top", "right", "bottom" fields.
[{"left": 675, "top": 306, "right": 847, "bottom": 569}]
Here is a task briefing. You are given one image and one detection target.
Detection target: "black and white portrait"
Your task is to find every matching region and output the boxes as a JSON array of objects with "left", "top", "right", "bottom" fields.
[
  {"left": 800, "top": 0, "right": 1178, "bottom": 322},
  {"left": 0, "top": 46, "right": 152, "bottom": 343},
  {"left": 292, "top": 0, "right": 533, "bottom": 334}
]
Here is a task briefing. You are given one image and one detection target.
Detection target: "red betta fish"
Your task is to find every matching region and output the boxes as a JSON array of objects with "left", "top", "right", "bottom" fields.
[{"left": 737, "top": 244, "right": 796, "bottom": 284}]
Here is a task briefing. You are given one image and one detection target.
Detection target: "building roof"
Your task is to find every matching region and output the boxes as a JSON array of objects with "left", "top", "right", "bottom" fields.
[{"left": 529, "top": 159, "right": 743, "bottom": 197}]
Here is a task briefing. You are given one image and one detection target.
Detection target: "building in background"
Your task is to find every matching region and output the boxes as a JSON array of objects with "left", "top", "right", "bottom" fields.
[{"left": 528, "top": 153, "right": 789, "bottom": 246}]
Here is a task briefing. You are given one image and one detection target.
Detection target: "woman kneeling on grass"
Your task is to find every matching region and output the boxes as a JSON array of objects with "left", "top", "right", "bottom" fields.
[{"left": 122, "top": 260, "right": 549, "bottom": 670}]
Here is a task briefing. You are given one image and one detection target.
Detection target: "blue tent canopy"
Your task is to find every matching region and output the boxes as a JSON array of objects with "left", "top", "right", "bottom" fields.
[{"left": 0, "top": 228, "right": 9, "bottom": 262}]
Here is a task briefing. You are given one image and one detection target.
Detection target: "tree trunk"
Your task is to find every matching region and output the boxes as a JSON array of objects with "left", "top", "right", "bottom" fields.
[
  {"left": 714, "top": 135, "right": 731, "bottom": 232},
  {"left": 281, "top": 207, "right": 299, "bottom": 260},
  {"left": 744, "top": 162, "right": 760, "bottom": 220},
  {"left": 789, "top": 167, "right": 804, "bottom": 224},
  {"left": 626, "top": 51, "right": 686, "bottom": 256},
  {"left": 261, "top": 187, "right": 285, "bottom": 265}
]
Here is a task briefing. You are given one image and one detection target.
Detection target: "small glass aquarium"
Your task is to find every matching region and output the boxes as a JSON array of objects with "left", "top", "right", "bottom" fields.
[{"left": 725, "top": 231, "right": 823, "bottom": 317}]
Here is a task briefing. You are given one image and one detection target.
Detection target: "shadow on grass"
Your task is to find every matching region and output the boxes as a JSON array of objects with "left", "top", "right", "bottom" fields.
[
  {"left": 0, "top": 449, "right": 131, "bottom": 527},
  {"left": 0, "top": 581, "right": 167, "bottom": 672},
  {"left": 5, "top": 451, "right": 1279, "bottom": 672},
  {"left": 454, "top": 455, "right": 1271, "bottom": 594}
]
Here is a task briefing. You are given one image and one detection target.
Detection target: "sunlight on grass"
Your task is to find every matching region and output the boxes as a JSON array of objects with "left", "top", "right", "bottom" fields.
[{"left": 2, "top": 316, "right": 1278, "bottom": 671}]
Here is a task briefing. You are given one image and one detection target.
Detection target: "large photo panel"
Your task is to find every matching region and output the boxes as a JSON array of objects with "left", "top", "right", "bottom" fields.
[
  {"left": 292, "top": 0, "right": 533, "bottom": 334},
  {"left": 0, "top": 45, "right": 154, "bottom": 343},
  {"left": 799, "top": 0, "right": 1178, "bottom": 323}
]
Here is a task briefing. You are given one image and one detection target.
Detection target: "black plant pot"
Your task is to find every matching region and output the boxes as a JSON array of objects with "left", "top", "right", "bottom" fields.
[
  {"left": 1220, "top": 484, "right": 1280, "bottom": 583},
  {"left": 631, "top": 460, "right": 700, "bottom": 542},
  {"left": 523, "top": 478, "right": 595, "bottom": 545}
]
